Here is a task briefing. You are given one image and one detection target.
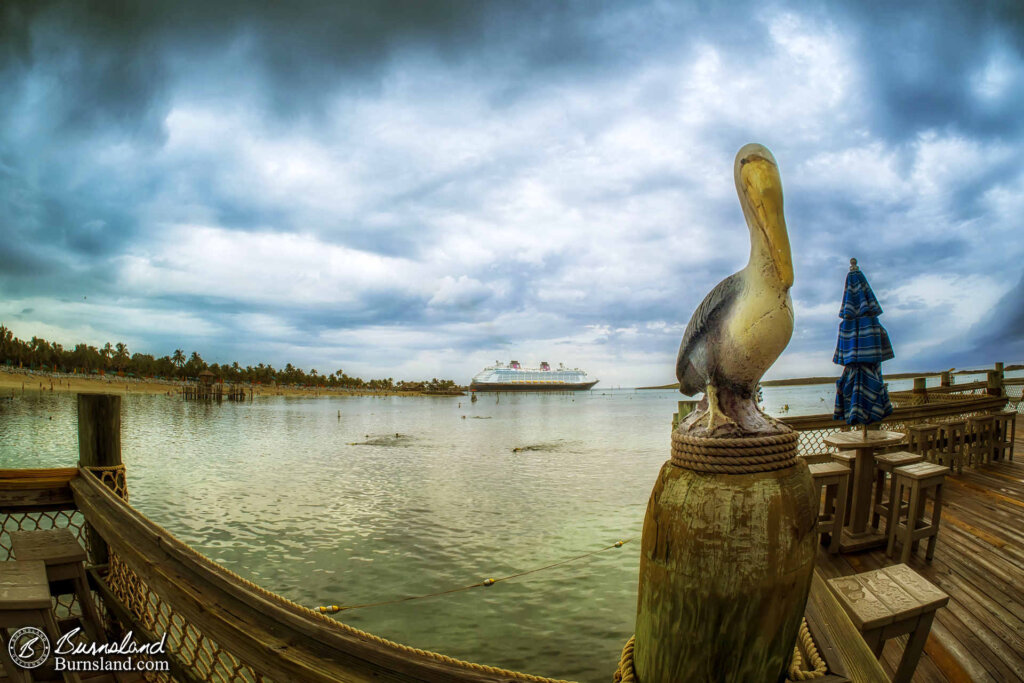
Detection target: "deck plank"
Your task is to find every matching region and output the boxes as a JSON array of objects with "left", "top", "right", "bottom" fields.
[{"left": 816, "top": 426, "right": 1024, "bottom": 682}]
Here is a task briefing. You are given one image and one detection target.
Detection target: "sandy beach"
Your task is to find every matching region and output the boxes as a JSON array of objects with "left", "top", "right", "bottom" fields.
[{"left": 0, "top": 369, "right": 438, "bottom": 399}]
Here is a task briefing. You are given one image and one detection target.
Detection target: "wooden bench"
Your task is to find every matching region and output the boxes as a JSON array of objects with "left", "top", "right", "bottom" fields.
[
  {"left": 887, "top": 463, "right": 949, "bottom": 563},
  {"left": 827, "top": 563, "right": 949, "bottom": 683},
  {"left": 993, "top": 409, "right": 1016, "bottom": 461},
  {"left": 0, "top": 560, "right": 81, "bottom": 683},
  {"left": 808, "top": 462, "right": 850, "bottom": 554},
  {"left": 10, "top": 529, "right": 106, "bottom": 644},
  {"left": 871, "top": 451, "right": 923, "bottom": 535},
  {"left": 938, "top": 419, "right": 967, "bottom": 474},
  {"left": 906, "top": 423, "right": 940, "bottom": 463},
  {"left": 830, "top": 450, "right": 856, "bottom": 521},
  {"left": 965, "top": 414, "right": 995, "bottom": 467}
]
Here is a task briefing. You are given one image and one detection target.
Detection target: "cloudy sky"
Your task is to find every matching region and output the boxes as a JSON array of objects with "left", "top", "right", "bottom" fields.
[{"left": 1, "top": 1, "right": 1022, "bottom": 386}]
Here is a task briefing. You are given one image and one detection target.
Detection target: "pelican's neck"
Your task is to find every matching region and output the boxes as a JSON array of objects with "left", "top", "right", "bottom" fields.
[{"left": 744, "top": 211, "right": 793, "bottom": 290}]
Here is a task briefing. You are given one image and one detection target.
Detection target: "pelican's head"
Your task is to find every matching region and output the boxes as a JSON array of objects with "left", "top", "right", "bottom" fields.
[{"left": 734, "top": 143, "right": 793, "bottom": 288}]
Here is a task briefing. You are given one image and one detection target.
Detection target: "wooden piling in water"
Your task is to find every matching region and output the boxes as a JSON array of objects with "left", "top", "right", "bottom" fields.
[
  {"left": 941, "top": 370, "right": 951, "bottom": 387},
  {"left": 77, "top": 393, "right": 122, "bottom": 566}
]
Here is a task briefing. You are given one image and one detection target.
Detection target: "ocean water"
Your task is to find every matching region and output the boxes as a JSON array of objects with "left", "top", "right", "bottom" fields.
[{"left": 0, "top": 372, "right": 1010, "bottom": 681}]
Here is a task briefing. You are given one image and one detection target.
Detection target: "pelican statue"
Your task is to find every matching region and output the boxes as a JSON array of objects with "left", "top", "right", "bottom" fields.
[{"left": 676, "top": 143, "right": 794, "bottom": 437}]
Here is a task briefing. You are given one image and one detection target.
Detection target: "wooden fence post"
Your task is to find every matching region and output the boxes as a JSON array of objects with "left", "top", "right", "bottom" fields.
[
  {"left": 940, "top": 371, "right": 951, "bottom": 387},
  {"left": 78, "top": 393, "right": 122, "bottom": 565},
  {"left": 672, "top": 400, "right": 698, "bottom": 432},
  {"left": 987, "top": 371, "right": 1004, "bottom": 397},
  {"left": 913, "top": 377, "right": 928, "bottom": 403}
]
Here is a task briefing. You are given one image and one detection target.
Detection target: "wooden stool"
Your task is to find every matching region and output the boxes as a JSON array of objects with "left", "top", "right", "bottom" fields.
[
  {"left": 10, "top": 529, "right": 106, "bottom": 644},
  {"left": 871, "top": 451, "right": 923, "bottom": 534},
  {"left": 938, "top": 419, "right": 967, "bottom": 473},
  {"left": 0, "top": 560, "right": 80, "bottom": 683},
  {"left": 830, "top": 450, "right": 856, "bottom": 521},
  {"left": 888, "top": 463, "right": 949, "bottom": 563},
  {"left": 993, "top": 409, "right": 1016, "bottom": 461},
  {"left": 906, "top": 423, "right": 941, "bottom": 463},
  {"left": 828, "top": 563, "right": 949, "bottom": 683},
  {"left": 808, "top": 462, "right": 850, "bottom": 554},
  {"left": 965, "top": 414, "right": 995, "bottom": 466}
]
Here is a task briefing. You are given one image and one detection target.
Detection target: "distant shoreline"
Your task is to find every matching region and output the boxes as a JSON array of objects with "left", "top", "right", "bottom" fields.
[
  {"left": 636, "top": 365, "right": 1021, "bottom": 391},
  {"left": 0, "top": 369, "right": 463, "bottom": 398}
]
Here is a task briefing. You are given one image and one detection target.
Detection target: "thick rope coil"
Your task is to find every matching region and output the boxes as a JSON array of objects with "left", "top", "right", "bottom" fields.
[
  {"left": 788, "top": 618, "right": 828, "bottom": 680},
  {"left": 671, "top": 430, "right": 799, "bottom": 474},
  {"left": 612, "top": 635, "right": 636, "bottom": 682},
  {"left": 80, "top": 462, "right": 129, "bottom": 501},
  {"left": 614, "top": 618, "right": 826, "bottom": 682}
]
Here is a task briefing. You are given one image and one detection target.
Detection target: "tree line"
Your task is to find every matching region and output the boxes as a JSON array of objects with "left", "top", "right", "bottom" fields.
[{"left": 0, "top": 325, "right": 459, "bottom": 392}]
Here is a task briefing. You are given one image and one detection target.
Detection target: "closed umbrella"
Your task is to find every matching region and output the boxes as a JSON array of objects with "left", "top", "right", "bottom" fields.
[{"left": 833, "top": 258, "right": 894, "bottom": 433}]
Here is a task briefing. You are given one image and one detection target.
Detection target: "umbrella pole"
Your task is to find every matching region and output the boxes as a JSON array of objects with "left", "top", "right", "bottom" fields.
[{"left": 862, "top": 423, "right": 868, "bottom": 437}]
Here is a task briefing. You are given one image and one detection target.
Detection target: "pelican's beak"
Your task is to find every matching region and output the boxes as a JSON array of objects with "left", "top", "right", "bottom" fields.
[{"left": 741, "top": 155, "right": 793, "bottom": 288}]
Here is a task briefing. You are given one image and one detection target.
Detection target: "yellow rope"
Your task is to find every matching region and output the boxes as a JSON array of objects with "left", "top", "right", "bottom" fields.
[
  {"left": 670, "top": 430, "right": 800, "bottom": 473},
  {"left": 788, "top": 618, "right": 828, "bottom": 680},
  {"left": 612, "top": 635, "right": 636, "bottom": 683},
  {"left": 315, "top": 538, "right": 633, "bottom": 614},
  {"left": 614, "top": 618, "right": 827, "bottom": 681}
]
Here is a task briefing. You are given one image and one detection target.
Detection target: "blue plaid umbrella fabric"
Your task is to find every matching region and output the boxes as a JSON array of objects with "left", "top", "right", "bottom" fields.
[{"left": 834, "top": 260, "right": 894, "bottom": 425}]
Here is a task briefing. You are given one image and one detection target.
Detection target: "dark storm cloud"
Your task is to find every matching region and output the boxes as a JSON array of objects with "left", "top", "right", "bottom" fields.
[
  {"left": 1, "top": 0, "right": 1023, "bottom": 383},
  {"left": 960, "top": 270, "right": 1024, "bottom": 363},
  {"left": 838, "top": 1, "right": 1024, "bottom": 141}
]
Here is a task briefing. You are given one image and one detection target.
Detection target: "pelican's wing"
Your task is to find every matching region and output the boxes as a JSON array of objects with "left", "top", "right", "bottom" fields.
[{"left": 675, "top": 272, "right": 742, "bottom": 394}]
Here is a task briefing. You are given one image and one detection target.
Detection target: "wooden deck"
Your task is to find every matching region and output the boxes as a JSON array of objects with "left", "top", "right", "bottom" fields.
[{"left": 816, "top": 415, "right": 1024, "bottom": 682}]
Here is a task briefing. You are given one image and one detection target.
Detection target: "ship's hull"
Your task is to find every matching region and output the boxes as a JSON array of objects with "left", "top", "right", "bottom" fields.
[{"left": 469, "top": 380, "right": 598, "bottom": 392}]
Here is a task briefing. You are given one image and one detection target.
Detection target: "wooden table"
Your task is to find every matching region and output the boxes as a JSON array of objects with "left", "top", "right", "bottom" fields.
[{"left": 824, "top": 430, "right": 906, "bottom": 552}]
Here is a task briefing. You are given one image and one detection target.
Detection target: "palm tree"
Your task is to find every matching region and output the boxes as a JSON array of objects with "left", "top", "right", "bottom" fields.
[
  {"left": 100, "top": 343, "right": 113, "bottom": 370},
  {"left": 114, "top": 343, "right": 129, "bottom": 371},
  {"left": 186, "top": 352, "right": 205, "bottom": 377},
  {"left": 171, "top": 349, "right": 185, "bottom": 377}
]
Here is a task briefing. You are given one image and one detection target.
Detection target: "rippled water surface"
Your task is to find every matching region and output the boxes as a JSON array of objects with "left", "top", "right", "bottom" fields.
[{"left": 0, "top": 373, "right": 1006, "bottom": 681}]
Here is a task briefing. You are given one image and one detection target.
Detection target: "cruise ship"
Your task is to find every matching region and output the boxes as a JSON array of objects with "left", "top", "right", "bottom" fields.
[{"left": 469, "top": 360, "right": 599, "bottom": 392}]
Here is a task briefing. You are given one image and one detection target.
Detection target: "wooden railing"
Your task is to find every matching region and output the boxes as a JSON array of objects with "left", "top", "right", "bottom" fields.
[{"left": 782, "top": 394, "right": 1008, "bottom": 459}]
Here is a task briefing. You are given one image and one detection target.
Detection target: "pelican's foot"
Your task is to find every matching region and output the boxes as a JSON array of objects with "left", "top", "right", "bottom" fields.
[{"left": 704, "top": 406, "right": 738, "bottom": 435}]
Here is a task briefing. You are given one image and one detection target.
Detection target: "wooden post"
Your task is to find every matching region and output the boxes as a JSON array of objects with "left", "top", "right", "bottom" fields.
[
  {"left": 672, "top": 401, "right": 698, "bottom": 433},
  {"left": 77, "top": 393, "right": 122, "bottom": 566},
  {"left": 995, "top": 362, "right": 1004, "bottom": 378},
  {"left": 940, "top": 371, "right": 951, "bottom": 387},
  {"left": 678, "top": 400, "right": 697, "bottom": 419},
  {"left": 987, "top": 370, "right": 1003, "bottom": 397},
  {"left": 913, "top": 377, "right": 927, "bottom": 394},
  {"left": 635, "top": 428, "right": 816, "bottom": 681}
]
